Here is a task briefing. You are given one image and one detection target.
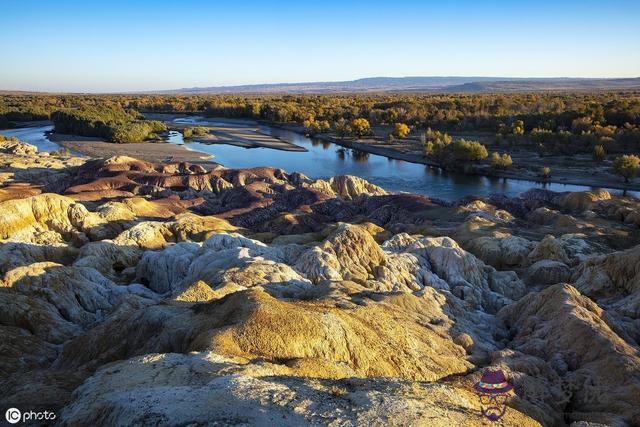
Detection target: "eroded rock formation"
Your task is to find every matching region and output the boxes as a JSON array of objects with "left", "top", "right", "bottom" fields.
[{"left": 0, "top": 141, "right": 639, "bottom": 425}]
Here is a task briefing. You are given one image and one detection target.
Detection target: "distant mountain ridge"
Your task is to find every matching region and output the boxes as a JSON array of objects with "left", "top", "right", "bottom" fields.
[{"left": 164, "top": 76, "right": 640, "bottom": 94}]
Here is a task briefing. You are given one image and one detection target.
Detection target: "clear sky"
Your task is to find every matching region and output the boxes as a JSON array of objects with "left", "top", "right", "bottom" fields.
[{"left": 1, "top": 0, "right": 639, "bottom": 92}]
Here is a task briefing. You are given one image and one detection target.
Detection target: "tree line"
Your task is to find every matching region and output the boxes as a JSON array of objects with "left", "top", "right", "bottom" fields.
[{"left": 1, "top": 92, "right": 639, "bottom": 180}]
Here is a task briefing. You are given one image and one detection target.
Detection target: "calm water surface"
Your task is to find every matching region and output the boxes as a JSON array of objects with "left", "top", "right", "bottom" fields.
[
  {"left": 0, "top": 125, "right": 60, "bottom": 152},
  {"left": 169, "top": 117, "right": 638, "bottom": 201},
  {"left": 2, "top": 120, "right": 637, "bottom": 201}
]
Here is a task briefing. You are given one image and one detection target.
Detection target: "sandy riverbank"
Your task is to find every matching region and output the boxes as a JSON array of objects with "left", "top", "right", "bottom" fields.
[
  {"left": 49, "top": 133, "right": 215, "bottom": 164},
  {"left": 145, "top": 113, "right": 307, "bottom": 152}
]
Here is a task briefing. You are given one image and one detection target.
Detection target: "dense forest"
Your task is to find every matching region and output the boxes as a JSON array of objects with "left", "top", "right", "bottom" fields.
[
  {"left": 50, "top": 106, "right": 166, "bottom": 143},
  {"left": 1, "top": 91, "right": 640, "bottom": 153}
]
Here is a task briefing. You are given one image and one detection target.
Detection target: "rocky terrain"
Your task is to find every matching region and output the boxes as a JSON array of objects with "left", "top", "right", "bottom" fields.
[{"left": 0, "top": 137, "right": 639, "bottom": 426}]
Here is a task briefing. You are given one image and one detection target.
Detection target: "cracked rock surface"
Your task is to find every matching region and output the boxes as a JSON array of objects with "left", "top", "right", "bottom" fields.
[{"left": 0, "top": 142, "right": 639, "bottom": 426}]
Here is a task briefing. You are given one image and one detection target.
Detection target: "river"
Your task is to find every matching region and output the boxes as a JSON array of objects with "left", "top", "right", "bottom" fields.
[
  {"left": 167, "top": 117, "right": 637, "bottom": 200},
  {"left": 0, "top": 124, "right": 60, "bottom": 152},
  {"left": 2, "top": 121, "right": 637, "bottom": 201}
]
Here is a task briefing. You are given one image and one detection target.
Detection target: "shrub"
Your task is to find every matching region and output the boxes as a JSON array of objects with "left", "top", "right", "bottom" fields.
[
  {"left": 498, "top": 120, "right": 524, "bottom": 136},
  {"left": 612, "top": 155, "right": 640, "bottom": 183},
  {"left": 111, "top": 122, "right": 154, "bottom": 144},
  {"left": 572, "top": 116, "right": 594, "bottom": 134},
  {"left": 148, "top": 120, "right": 168, "bottom": 133},
  {"left": 183, "top": 126, "right": 209, "bottom": 139},
  {"left": 491, "top": 152, "right": 513, "bottom": 169},
  {"left": 511, "top": 120, "right": 525, "bottom": 135},
  {"left": 392, "top": 123, "right": 410, "bottom": 139},
  {"left": 424, "top": 141, "right": 434, "bottom": 155},
  {"left": 191, "top": 126, "right": 209, "bottom": 136},
  {"left": 530, "top": 128, "right": 554, "bottom": 144}
]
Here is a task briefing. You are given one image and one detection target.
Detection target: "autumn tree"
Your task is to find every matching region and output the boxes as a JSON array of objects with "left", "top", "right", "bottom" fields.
[
  {"left": 511, "top": 120, "right": 525, "bottom": 136},
  {"left": 423, "top": 128, "right": 452, "bottom": 156},
  {"left": 612, "top": 155, "right": 640, "bottom": 183},
  {"left": 392, "top": 123, "right": 410, "bottom": 139},
  {"left": 571, "top": 116, "right": 594, "bottom": 134},
  {"left": 334, "top": 118, "right": 350, "bottom": 138},
  {"left": 540, "top": 166, "right": 552, "bottom": 178},
  {"left": 592, "top": 144, "right": 606, "bottom": 162},
  {"left": 491, "top": 152, "right": 513, "bottom": 169},
  {"left": 498, "top": 120, "right": 524, "bottom": 136},
  {"left": 304, "top": 119, "right": 330, "bottom": 135},
  {"left": 350, "top": 118, "right": 371, "bottom": 138}
]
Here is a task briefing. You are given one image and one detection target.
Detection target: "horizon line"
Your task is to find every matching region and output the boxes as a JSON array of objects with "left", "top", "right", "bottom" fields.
[{"left": 2, "top": 74, "right": 640, "bottom": 95}]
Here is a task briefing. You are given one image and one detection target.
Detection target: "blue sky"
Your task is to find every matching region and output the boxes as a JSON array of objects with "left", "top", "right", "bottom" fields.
[{"left": 1, "top": 0, "right": 639, "bottom": 92}]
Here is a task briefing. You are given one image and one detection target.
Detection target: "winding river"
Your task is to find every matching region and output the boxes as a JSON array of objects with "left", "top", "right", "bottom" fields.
[
  {"left": 1, "top": 124, "right": 60, "bottom": 152},
  {"left": 2, "top": 120, "right": 638, "bottom": 201}
]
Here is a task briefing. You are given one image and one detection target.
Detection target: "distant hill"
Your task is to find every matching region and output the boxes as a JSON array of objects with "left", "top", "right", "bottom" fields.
[
  {"left": 441, "top": 78, "right": 640, "bottom": 93},
  {"left": 164, "top": 76, "right": 640, "bottom": 94}
]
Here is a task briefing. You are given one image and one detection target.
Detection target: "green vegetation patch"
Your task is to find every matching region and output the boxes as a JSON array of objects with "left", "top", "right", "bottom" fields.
[
  {"left": 51, "top": 105, "right": 166, "bottom": 143},
  {"left": 182, "top": 126, "right": 210, "bottom": 139}
]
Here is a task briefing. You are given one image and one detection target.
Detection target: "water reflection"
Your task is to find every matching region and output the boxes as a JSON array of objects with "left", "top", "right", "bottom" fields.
[
  {"left": 167, "top": 119, "right": 639, "bottom": 200},
  {"left": 351, "top": 150, "right": 369, "bottom": 162},
  {"left": 2, "top": 121, "right": 638, "bottom": 202}
]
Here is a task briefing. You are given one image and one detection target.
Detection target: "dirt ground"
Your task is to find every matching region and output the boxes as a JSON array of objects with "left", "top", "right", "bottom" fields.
[
  {"left": 145, "top": 114, "right": 306, "bottom": 152},
  {"left": 50, "top": 133, "right": 214, "bottom": 164}
]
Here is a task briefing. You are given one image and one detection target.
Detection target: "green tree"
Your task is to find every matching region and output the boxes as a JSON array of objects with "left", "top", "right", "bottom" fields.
[
  {"left": 451, "top": 139, "right": 488, "bottom": 162},
  {"left": 51, "top": 106, "right": 164, "bottom": 143},
  {"left": 612, "top": 155, "right": 640, "bottom": 183},
  {"left": 183, "top": 126, "right": 208, "bottom": 139},
  {"left": 192, "top": 126, "right": 209, "bottom": 136}
]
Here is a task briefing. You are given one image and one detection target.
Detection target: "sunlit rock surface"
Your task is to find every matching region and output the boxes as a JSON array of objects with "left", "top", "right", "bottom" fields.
[{"left": 0, "top": 146, "right": 639, "bottom": 425}]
